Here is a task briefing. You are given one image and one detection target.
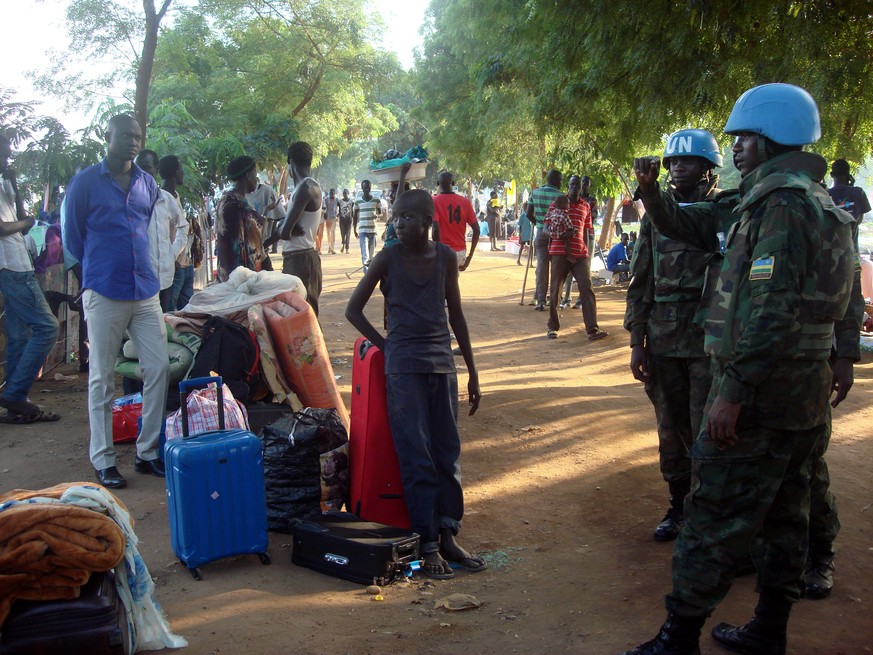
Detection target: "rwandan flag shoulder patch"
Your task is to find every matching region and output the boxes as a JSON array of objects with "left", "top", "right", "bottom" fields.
[{"left": 749, "top": 256, "right": 775, "bottom": 280}]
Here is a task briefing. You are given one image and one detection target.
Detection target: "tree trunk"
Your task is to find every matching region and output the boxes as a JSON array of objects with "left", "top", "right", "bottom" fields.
[
  {"left": 135, "top": 0, "right": 172, "bottom": 143},
  {"left": 598, "top": 197, "right": 616, "bottom": 251}
]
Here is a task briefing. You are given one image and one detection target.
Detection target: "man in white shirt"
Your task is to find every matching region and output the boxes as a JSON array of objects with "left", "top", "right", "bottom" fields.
[
  {"left": 158, "top": 155, "right": 192, "bottom": 311},
  {"left": 136, "top": 150, "right": 186, "bottom": 311},
  {"left": 0, "top": 134, "right": 60, "bottom": 424}
]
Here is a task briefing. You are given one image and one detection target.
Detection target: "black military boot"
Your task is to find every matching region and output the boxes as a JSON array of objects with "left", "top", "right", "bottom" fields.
[
  {"left": 801, "top": 552, "right": 834, "bottom": 599},
  {"left": 711, "top": 594, "right": 789, "bottom": 655},
  {"left": 620, "top": 613, "right": 705, "bottom": 655},
  {"left": 654, "top": 479, "right": 689, "bottom": 542}
]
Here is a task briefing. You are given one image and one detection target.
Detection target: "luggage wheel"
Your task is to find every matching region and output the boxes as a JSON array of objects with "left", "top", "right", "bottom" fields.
[
  {"left": 258, "top": 552, "right": 272, "bottom": 566},
  {"left": 189, "top": 566, "right": 203, "bottom": 581}
]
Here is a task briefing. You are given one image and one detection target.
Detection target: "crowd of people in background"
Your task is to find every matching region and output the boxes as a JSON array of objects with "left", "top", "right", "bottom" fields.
[{"left": 0, "top": 108, "right": 624, "bottom": 481}]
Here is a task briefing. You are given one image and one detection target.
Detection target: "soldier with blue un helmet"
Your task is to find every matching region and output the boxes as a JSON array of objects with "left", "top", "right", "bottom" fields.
[
  {"left": 624, "top": 128, "right": 723, "bottom": 543},
  {"left": 622, "top": 83, "right": 858, "bottom": 655}
]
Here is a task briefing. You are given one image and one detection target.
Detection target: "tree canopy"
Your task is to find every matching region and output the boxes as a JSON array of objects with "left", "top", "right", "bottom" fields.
[
  {"left": 8, "top": 0, "right": 873, "bottom": 211},
  {"left": 413, "top": 0, "right": 873, "bottom": 196}
]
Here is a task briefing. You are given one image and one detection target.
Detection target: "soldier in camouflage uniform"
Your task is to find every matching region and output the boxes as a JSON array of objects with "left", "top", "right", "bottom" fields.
[
  {"left": 624, "top": 129, "right": 723, "bottom": 542},
  {"left": 621, "top": 84, "right": 856, "bottom": 655},
  {"left": 626, "top": 159, "right": 860, "bottom": 600},
  {"left": 800, "top": 158, "right": 871, "bottom": 600}
]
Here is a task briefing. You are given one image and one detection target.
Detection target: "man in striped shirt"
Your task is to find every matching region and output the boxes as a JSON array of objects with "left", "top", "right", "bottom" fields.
[
  {"left": 545, "top": 194, "right": 607, "bottom": 341},
  {"left": 526, "top": 170, "right": 563, "bottom": 310},
  {"left": 354, "top": 179, "right": 381, "bottom": 273},
  {"left": 563, "top": 175, "right": 598, "bottom": 307}
]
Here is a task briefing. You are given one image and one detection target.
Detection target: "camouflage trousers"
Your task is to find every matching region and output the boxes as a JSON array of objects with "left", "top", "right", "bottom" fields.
[
  {"left": 666, "top": 420, "right": 824, "bottom": 616},
  {"left": 644, "top": 354, "right": 711, "bottom": 484},
  {"left": 809, "top": 409, "right": 840, "bottom": 558}
]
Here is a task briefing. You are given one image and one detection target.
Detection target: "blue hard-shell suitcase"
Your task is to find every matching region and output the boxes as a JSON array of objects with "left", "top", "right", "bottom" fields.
[{"left": 164, "top": 376, "right": 271, "bottom": 580}]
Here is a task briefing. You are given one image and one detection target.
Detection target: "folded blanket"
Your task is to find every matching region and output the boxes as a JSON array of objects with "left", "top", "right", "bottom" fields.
[
  {"left": 0, "top": 485, "right": 125, "bottom": 625},
  {"left": 0, "top": 482, "right": 187, "bottom": 650},
  {"left": 180, "top": 267, "right": 305, "bottom": 316}
]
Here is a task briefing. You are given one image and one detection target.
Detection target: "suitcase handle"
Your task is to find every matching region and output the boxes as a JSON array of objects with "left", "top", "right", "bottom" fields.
[
  {"left": 357, "top": 339, "right": 375, "bottom": 360},
  {"left": 179, "top": 375, "right": 226, "bottom": 437}
]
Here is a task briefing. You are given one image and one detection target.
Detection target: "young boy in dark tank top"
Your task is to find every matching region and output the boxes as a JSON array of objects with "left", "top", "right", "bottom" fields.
[{"left": 345, "top": 189, "right": 486, "bottom": 579}]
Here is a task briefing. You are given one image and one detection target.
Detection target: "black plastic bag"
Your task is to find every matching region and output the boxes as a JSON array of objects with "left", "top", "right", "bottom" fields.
[{"left": 261, "top": 407, "right": 349, "bottom": 533}]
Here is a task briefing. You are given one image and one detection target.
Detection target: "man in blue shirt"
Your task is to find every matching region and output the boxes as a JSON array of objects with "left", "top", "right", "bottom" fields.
[
  {"left": 64, "top": 114, "right": 169, "bottom": 489},
  {"left": 606, "top": 233, "right": 630, "bottom": 275}
]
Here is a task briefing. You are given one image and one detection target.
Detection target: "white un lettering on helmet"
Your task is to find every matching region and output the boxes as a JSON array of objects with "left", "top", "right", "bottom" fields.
[{"left": 666, "top": 135, "right": 693, "bottom": 156}]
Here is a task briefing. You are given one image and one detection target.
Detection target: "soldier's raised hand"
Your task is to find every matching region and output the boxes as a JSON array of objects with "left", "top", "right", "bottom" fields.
[{"left": 634, "top": 157, "right": 661, "bottom": 193}]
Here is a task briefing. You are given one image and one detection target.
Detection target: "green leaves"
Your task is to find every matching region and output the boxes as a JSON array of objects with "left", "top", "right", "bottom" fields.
[
  {"left": 413, "top": 0, "right": 873, "bottom": 194},
  {"left": 148, "top": 1, "right": 403, "bottom": 183}
]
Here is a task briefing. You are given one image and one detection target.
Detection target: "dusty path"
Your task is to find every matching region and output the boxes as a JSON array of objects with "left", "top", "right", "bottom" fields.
[{"left": 4, "top": 246, "right": 872, "bottom": 654}]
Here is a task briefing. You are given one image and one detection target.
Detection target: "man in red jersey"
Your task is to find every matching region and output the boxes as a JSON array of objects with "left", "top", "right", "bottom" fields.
[{"left": 432, "top": 171, "right": 480, "bottom": 271}]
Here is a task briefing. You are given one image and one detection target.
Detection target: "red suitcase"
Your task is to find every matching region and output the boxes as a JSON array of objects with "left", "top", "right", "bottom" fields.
[{"left": 348, "top": 338, "right": 411, "bottom": 529}]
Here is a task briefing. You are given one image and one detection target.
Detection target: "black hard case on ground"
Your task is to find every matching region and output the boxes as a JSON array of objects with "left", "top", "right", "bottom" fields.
[
  {"left": 245, "top": 401, "right": 296, "bottom": 436},
  {"left": 0, "top": 570, "right": 130, "bottom": 655},
  {"left": 290, "top": 512, "right": 419, "bottom": 585}
]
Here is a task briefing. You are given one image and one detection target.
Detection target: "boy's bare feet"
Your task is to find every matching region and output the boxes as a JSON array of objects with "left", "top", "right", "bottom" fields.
[
  {"left": 422, "top": 551, "right": 455, "bottom": 579},
  {"left": 439, "top": 530, "right": 488, "bottom": 573}
]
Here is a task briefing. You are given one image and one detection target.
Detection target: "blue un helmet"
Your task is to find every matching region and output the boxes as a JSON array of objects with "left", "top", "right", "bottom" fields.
[
  {"left": 662, "top": 128, "right": 723, "bottom": 169},
  {"left": 724, "top": 83, "right": 821, "bottom": 146}
]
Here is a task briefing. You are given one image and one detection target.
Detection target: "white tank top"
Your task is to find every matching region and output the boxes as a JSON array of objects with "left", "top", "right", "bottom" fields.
[{"left": 282, "top": 177, "right": 322, "bottom": 253}]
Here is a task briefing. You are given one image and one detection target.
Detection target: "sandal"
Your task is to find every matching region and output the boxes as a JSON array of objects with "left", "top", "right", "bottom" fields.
[
  {"left": 0, "top": 398, "right": 41, "bottom": 416},
  {"left": 423, "top": 566, "right": 455, "bottom": 580},
  {"left": 446, "top": 554, "right": 488, "bottom": 573},
  {"left": 587, "top": 329, "right": 609, "bottom": 341},
  {"left": 547, "top": 330, "right": 558, "bottom": 339},
  {"left": 421, "top": 552, "right": 455, "bottom": 579},
  {"left": 0, "top": 410, "right": 61, "bottom": 424}
]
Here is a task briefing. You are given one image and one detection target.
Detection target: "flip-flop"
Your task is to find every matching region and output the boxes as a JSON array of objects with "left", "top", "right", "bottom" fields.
[
  {"left": 421, "top": 555, "right": 456, "bottom": 580},
  {"left": 0, "top": 412, "right": 39, "bottom": 424},
  {"left": 0, "top": 398, "right": 41, "bottom": 416},
  {"left": 0, "top": 410, "right": 61, "bottom": 424},
  {"left": 446, "top": 555, "right": 488, "bottom": 573},
  {"left": 422, "top": 566, "right": 455, "bottom": 580}
]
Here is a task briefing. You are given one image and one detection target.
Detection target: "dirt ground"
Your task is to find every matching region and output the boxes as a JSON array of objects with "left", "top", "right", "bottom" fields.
[{"left": 5, "top": 245, "right": 872, "bottom": 655}]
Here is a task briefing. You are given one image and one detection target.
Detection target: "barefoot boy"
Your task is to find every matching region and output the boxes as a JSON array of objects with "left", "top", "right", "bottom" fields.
[{"left": 345, "top": 189, "right": 485, "bottom": 579}]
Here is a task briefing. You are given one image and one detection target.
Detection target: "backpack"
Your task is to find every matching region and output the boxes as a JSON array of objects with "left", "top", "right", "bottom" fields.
[{"left": 188, "top": 315, "right": 260, "bottom": 404}]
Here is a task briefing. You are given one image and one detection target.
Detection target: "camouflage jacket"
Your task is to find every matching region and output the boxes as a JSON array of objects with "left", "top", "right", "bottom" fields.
[
  {"left": 625, "top": 176, "right": 720, "bottom": 356},
  {"left": 638, "top": 152, "right": 860, "bottom": 429}
]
